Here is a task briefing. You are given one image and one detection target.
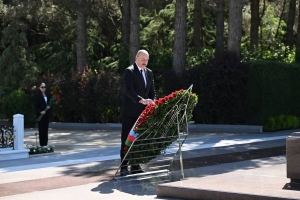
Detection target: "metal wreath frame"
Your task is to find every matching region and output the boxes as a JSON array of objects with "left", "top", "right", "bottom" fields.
[{"left": 114, "top": 85, "right": 194, "bottom": 180}]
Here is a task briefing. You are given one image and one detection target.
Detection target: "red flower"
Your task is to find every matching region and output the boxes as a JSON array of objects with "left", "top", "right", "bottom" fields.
[
  {"left": 123, "top": 87, "right": 198, "bottom": 163},
  {"left": 36, "top": 93, "right": 61, "bottom": 121},
  {"left": 53, "top": 93, "right": 61, "bottom": 101}
]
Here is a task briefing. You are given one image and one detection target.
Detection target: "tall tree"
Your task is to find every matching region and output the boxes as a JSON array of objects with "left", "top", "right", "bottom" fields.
[
  {"left": 295, "top": 0, "right": 300, "bottom": 62},
  {"left": 192, "top": 0, "right": 202, "bottom": 51},
  {"left": 259, "top": 0, "right": 267, "bottom": 48},
  {"left": 173, "top": 0, "right": 187, "bottom": 75},
  {"left": 76, "top": 0, "right": 87, "bottom": 73},
  {"left": 0, "top": 20, "right": 36, "bottom": 97},
  {"left": 274, "top": 0, "right": 287, "bottom": 39},
  {"left": 120, "top": 0, "right": 130, "bottom": 60},
  {"left": 285, "top": 0, "right": 296, "bottom": 48},
  {"left": 129, "top": 0, "right": 140, "bottom": 64},
  {"left": 250, "top": 0, "right": 260, "bottom": 50},
  {"left": 118, "top": 0, "right": 131, "bottom": 71},
  {"left": 227, "top": 0, "right": 243, "bottom": 57},
  {"left": 215, "top": 0, "right": 225, "bottom": 57}
]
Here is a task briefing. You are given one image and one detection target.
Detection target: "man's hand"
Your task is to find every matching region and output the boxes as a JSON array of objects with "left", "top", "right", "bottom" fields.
[{"left": 139, "top": 98, "right": 154, "bottom": 105}]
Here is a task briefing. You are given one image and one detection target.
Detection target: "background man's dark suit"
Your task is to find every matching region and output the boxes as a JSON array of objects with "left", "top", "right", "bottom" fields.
[
  {"left": 34, "top": 91, "right": 52, "bottom": 146},
  {"left": 120, "top": 62, "right": 156, "bottom": 169}
]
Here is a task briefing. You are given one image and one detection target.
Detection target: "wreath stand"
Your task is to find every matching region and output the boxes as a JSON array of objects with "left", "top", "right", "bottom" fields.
[{"left": 114, "top": 85, "right": 194, "bottom": 181}]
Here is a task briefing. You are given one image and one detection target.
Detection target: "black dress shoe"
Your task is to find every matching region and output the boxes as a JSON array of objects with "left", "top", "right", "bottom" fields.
[
  {"left": 130, "top": 165, "right": 144, "bottom": 174},
  {"left": 120, "top": 168, "right": 130, "bottom": 176}
]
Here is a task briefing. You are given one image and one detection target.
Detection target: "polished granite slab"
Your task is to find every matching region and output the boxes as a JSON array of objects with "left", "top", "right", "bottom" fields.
[
  {"left": 157, "top": 158, "right": 300, "bottom": 200},
  {"left": 287, "top": 132, "right": 300, "bottom": 182}
]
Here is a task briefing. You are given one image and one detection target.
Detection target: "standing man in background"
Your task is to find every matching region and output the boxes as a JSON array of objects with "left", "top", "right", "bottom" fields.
[{"left": 120, "top": 49, "right": 156, "bottom": 176}]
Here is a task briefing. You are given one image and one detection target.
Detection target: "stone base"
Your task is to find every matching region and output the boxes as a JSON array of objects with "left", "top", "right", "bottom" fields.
[
  {"left": 286, "top": 132, "right": 300, "bottom": 180},
  {"left": 0, "top": 148, "right": 29, "bottom": 161},
  {"left": 29, "top": 152, "right": 60, "bottom": 157},
  {"left": 157, "top": 164, "right": 300, "bottom": 200}
]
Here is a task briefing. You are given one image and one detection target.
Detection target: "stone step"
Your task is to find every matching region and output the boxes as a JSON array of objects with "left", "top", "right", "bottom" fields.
[
  {"left": 157, "top": 172, "right": 300, "bottom": 200},
  {"left": 156, "top": 140, "right": 293, "bottom": 200},
  {"left": 147, "top": 139, "right": 286, "bottom": 172}
]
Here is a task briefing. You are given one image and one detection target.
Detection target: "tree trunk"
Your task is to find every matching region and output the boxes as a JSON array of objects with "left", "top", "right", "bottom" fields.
[
  {"left": 129, "top": 0, "right": 140, "bottom": 64},
  {"left": 273, "top": 0, "right": 286, "bottom": 49},
  {"left": 227, "top": 0, "right": 243, "bottom": 57},
  {"left": 215, "top": 0, "right": 224, "bottom": 57},
  {"left": 295, "top": 0, "right": 300, "bottom": 62},
  {"left": 259, "top": 0, "right": 267, "bottom": 48},
  {"left": 192, "top": 0, "right": 202, "bottom": 51},
  {"left": 285, "top": 0, "right": 296, "bottom": 48},
  {"left": 119, "top": 0, "right": 131, "bottom": 69},
  {"left": 121, "top": 0, "right": 130, "bottom": 55},
  {"left": 173, "top": 0, "right": 187, "bottom": 75},
  {"left": 250, "top": 0, "right": 259, "bottom": 50},
  {"left": 76, "top": 0, "right": 87, "bottom": 73}
]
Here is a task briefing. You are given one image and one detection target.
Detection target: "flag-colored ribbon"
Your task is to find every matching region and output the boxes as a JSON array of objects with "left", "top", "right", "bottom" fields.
[{"left": 124, "top": 129, "right": 139, "bottom": 150}]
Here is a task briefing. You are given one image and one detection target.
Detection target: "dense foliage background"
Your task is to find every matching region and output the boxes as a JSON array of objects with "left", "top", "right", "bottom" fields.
[{"left": 1, "top": 0, "right": 300, "bottom": 127}]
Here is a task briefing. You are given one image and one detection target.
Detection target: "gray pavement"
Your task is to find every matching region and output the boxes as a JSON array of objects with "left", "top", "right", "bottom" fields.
[{"left": 0, "top": 127, "right": 298, "bottom": 199}]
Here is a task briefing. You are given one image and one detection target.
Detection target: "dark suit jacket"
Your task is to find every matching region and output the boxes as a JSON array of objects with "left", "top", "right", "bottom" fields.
[
  {"left": 34, "top": 91, "right": 52, "bottom": 118},
  {"left": 121, "top": 63, "right": 156, "bottom": 118}
]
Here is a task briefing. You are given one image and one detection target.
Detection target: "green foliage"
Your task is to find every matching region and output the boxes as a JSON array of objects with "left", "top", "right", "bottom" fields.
[
  {"left": 246, "top": 60, "right": 300, "bottom": 125},
  {"left": 199, "top": 52, "right": 248, "bottom": 124},
  {"left": 263, "top": 117, "right": 276, "bottom": 132},
  {"left": 186, "top": 48, "right": 215, "bottom": 68},
  {"left": 242, "top": 1, "right": 287, "bottom": 52},
  {"left": 1, "top": 0, "right": 300, "bottom": 127},
  {"left": 117, "top": 44, "right": 130, "bottom": 73},
  {"left": 140, "top": 0, "right": 218, "bottom": 57},
  {"left": 296, "top": 48, "right": 300, "bottom": 63},
  {"left": 33, "top": 41, "right": 76, "bottom": 75},
  {"left": 242, "top": 45, "right": 295, "bottom": 63},
  {"left": 263, "top": 114, "right": 299, "bottom": 132},
  {"left": 0, "top": 20, "right": 37, "bottom": 97},
  {"left": 153, "top": 51, "right": 249, "bottom": 125},
  {"left": 146, "top": 47, "right": 173, "bottom": 70},
  {"left": 140, "top": 4, "right": 175, "bottom": 50},
  {"left": 54, "top": 68, "right": 122, "bottom": 123},
  {"left": 1, "top": 89, "right": 36, "bottom": 126},
  {"left": 26, "top": 144, "right": 55, "bottom": 154}
]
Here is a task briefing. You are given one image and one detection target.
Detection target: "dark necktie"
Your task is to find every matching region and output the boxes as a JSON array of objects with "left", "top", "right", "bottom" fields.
[{"left": 140, "top": 70, "right": 147, "bottom": 87}]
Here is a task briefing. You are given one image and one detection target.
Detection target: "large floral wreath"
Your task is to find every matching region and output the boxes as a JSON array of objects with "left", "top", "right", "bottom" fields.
[{"left": 124, "top": 87, "right": 198, "bottom": 164}]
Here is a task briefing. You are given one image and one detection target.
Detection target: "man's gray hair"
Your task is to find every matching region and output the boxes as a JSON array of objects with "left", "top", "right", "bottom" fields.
[{"left": 136, "top": 49, "right": 149, "bottom": 57}]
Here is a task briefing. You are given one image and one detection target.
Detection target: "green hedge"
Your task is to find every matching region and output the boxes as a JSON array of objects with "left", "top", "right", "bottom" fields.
[
  {"left": 1, "top": 89, "right": 36, "bottom": 126},
  {"left": 246, "top": 60, "right": 300, "bottom": 125},
  {"left": 263, "top": 114, "right": 299, "bottom": 132},
  {"left": 3, "top": 59, "right": 300, "bottom": 127}
]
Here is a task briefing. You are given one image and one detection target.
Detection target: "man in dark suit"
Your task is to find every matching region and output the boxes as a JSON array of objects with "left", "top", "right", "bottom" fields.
[{"left": 120, "top": 49, "right": 156, "bottom": 176}]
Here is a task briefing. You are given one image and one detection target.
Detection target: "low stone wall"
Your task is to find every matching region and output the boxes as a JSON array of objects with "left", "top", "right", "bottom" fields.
[
  {"left": 188, "top": 124, "right": 262, "bottom": 133},
  {"left": 48, "top": 122, "right": 121, "bottom": 130}
]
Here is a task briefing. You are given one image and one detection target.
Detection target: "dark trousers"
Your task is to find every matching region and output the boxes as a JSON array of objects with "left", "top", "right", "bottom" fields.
[
  {"left": 38, "top": 114, "right": 49, "bottom": 146},
  {"left": 121, "top": 116, "right": 138, "bottom": 169}
]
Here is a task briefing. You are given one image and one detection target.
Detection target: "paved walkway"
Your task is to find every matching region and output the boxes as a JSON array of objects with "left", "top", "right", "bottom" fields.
[{"left": 0, "top": 128, "right": 298, "bottom": 199}]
